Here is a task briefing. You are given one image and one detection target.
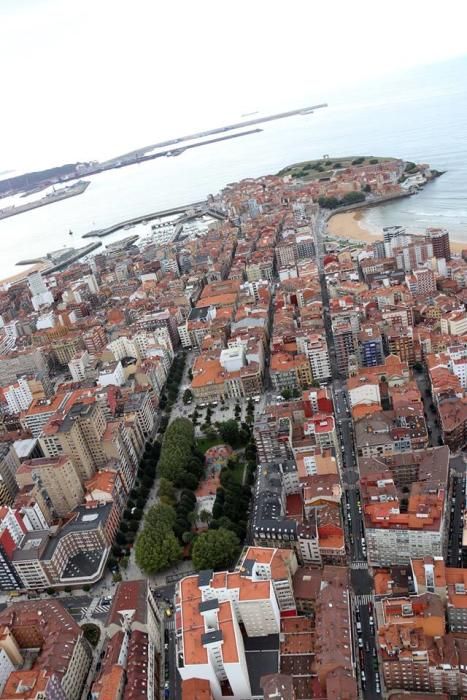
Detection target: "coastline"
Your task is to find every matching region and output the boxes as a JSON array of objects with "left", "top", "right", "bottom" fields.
[
  {"left": 327, "top": 210, "right": 465, "bottom": 254},
  {"left": 0, "top": 262, "right": 51, "bottom": 288}
]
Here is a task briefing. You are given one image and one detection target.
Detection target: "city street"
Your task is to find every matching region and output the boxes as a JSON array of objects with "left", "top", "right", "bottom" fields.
[
  {"left": 316, "top": 215, "right": 381, "bottom": 699},
  {"left": 447, "top": 461, "right": 466, "bottom": 567},
  {"left": 152, "top": 582, "right": 179, "bottom": 700}
]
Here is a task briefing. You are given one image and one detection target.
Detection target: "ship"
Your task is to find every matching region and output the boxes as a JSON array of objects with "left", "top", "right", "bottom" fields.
[{"left": 0, "top": 180, "right": 90, "bottom": 221}]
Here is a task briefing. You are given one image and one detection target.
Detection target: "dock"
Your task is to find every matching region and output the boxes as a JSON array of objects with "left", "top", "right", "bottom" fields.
[
  {"left": 17, "top": 241, "right": 102, "bottom": 272},
  {"left": 81, "top": 201, "right": 225, "bottom": 239}
]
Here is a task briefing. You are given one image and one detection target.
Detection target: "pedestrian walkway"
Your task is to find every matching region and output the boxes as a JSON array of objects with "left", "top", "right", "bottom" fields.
[
  {"left": 93, "top": 602, "right": 111, "bottom": 615},
  {"left": 165, "top": 616, "right": 175, "bottom": 631},
  {"left": 350, "top": 560, "right": 368, "bottom": 569},
  {"left": 353, "top": 593, "right": 374, "bottom": 606}
]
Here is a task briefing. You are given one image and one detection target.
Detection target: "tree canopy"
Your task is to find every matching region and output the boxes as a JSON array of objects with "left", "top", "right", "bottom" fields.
[
  {"left": 158, "top": 417, "right": 195, "bottom": 482},
  {"left": 135, "top": 529, "right": 182, "bottom": 574},
  {"left": 192, "top": 528, "right": 240, "bottom": 571},
  {"left": 218, "top": 419, "right": 240, "bottom": 447},
  {"left": 135, "top": 502, "right": 182, "bottom": 574}
]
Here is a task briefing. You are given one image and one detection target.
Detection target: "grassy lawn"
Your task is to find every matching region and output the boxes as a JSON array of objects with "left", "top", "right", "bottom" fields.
[
  {"left": 278, "top": 156, "right": 396, "bottom": 181},
  {"left": 230, "top": 460, "right": 245, "bottom": 485},
  {"left": 196, "top": 437, "right": 224, "bottom": 454}
]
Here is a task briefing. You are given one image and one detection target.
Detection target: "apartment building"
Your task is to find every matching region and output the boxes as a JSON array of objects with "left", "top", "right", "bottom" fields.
[
  {"left": 427, "top": 227, "right": 451, "bottom": 261},
  {"left": 386, "top": 326, "right": 417, "bottom": 365},
  {"left": 15, "top": 457, "right": 84, "bottom": 518},
  {"left": 361, "top": 472, "right": 447, "bottom": 566},
  {"left": 40, "top": 401, "right": 107, "bottom": 481},
  {"left": 332, "top": 320, "right": 356, "bottom": 377},
  {"left": 68, "top": 349, "right": 90, "bottom": 382},
  {"left": 20, "top": 392, "right": 70, "bottom": 438},
  {"left": 0, "top": 446, "right": 20, "bottom": 505},
  {"left": 440, "top": 311, "right": 467, "bottom": 336},
  {"left": 376, "top": 594, "right": 467, "bottom": 695},
  {"left": 0, "top": 348, "right": 48, "bottom": 387},
  {"left": 357, "top": 324, "right": 384, "bottom": 367},
  {"left": 270, "top": 353, "right": 312, "bottom": 392},
  {"left": 355, "top": 408, "right": 428, "bottom": 459},
  {"left": 238, "top": 546, "right": 298, "bottom": 614},
  {"left": 12, "top": 502, "right": 115, "bottom": 589},
  {"left": 4, "top": 378, "right": 33, "bottom": 415},
  {"left": 93, "top": 579, "right": 162, "bottom": 700},
  {"left": 176, "top": 558, "right": 284, "bottom": 700},
  {"left": 0, "top": 600, "right": 92, "bottom": 700},
  {"left": 296, "top": 334, "right": 331, "bottom": 382},
  {"left": 406, "top": 268, "right": 437, "bottom": 296},
  {"left": 314, "top": 566, "right": 358, "bottom": 699}
]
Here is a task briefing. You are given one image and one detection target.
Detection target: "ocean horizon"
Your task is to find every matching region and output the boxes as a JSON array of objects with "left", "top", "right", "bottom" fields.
[{"left": 1, "top": 55, "right": 466, "bottom": 279}]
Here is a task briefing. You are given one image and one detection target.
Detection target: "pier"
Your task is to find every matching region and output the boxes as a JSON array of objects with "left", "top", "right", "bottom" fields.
[
  {"left": 81, "top": 202, "right": 227, "bottom": 239},
  {"left": 17, "top": 241, "right": 102, "bottom": 272}
]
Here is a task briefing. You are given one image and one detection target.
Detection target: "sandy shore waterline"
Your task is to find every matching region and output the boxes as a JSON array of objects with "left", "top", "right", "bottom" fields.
[
  {"left": 327, "top": 211, "right": 465, "bottom": 254},
  {"left": 0, "top": 262, "right": 51, "bottom": 287}
]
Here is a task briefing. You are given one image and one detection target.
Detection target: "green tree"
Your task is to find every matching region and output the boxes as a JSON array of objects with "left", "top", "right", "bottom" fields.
[
  {"left": 82, "top": 623, "right": 101, "bottom": 647},
  {"left": 175, "top": 471, "right": 199, "bottom": 490},
  {"left": 135, "top": 529, "right": 182, "bottom": 574},
  {"left": 281, "top": 388, "right": 292, "bottom": 400},
  {"left": 218, "top": 420, "right": 239, "bottom": 447},
  {"left": 318, "top": 196, "right": 340, "bottom": 209},
  {"left": 192, "top": 528, "right": 240, "bottom": 571},
  {"left": 341, "top": 191, "right": 365, "bottom": 204},
  {"left": 183, "top": 388, "right": 193, "bottom": 404},
  {"left": 199, "top": 509, "right": 212, "bottom": 525},
  {"left": 144, "top": 503, "right": 177, "bottom": 533},
  {"left": 158, "top": 418, "right": 195, "bottom": 482},
  {"left": 158, "top": 477, "right": 176, "bottom": 506}
]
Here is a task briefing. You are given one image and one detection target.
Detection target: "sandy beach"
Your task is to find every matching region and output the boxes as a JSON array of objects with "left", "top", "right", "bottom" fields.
[
  {"left": 0, "top": 262, "right": 51, "bottom": 288},
  {"left": 327, "top": 210, "right": 465, "bottom": 254}
]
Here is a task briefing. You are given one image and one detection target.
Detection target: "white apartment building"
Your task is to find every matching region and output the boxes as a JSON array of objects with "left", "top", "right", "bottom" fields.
[
  {"left": 441, "top": 311, "right": 467, "bottom": 337},
  {"left": 28, "top": 271, "right": 47, "bottom": 296},
  {"left": 0, "top": 648, "right": 15, "bottom": 694},
  {"left": 177, "top": 549, "right": 296, "bottom": 700},
  {"left": 298, "top": 335, "right": 331, "bottom": 382},
  {"left": 5, "top": 377, "right": 33, "bottom": 414},
  {"left": 239, "top": 546, "right": 298, "bottom": 613},
  {"left": 107, "top": 336, "right": 138, "bottom": 361},
  {"left": 68, "top": 349, "right": 90, "bottom": 382},
  {"left": 366, "top": 523, "right": 445, "bottom": 567},
  {"left": 83, "top": 273, "right": 99, "bottom": 294},
  {"left": 98, "top": 361, "right": 125, "bottom": 388}
]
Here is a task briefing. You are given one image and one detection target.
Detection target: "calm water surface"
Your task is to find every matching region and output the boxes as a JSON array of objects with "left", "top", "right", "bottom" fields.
[{"left": 1, "top": 57, "right": 466, "bottom": 278}]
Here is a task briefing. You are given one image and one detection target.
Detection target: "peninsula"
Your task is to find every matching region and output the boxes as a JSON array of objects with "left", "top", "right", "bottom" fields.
[{"left": 0, "top": 103, "right": 327, "bottom": 198}]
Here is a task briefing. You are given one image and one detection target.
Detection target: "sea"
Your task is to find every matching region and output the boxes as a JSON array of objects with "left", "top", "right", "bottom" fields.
[{"left": 1, "top": 56, "right": 466, "bottom": 280}]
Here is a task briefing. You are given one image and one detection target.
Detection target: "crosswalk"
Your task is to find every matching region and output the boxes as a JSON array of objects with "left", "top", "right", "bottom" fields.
[
  {"left": 93, "top": 604, "right": 111, "bottom": 615},
  {"left": 353, "top": 593, "right": 374, "bottom": 606},
  {"left": 350, "top": 561, "right": 368, "bottom": 570},
  {"left": 165, "top": 617, "right": 175, "bottom": 631}
]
